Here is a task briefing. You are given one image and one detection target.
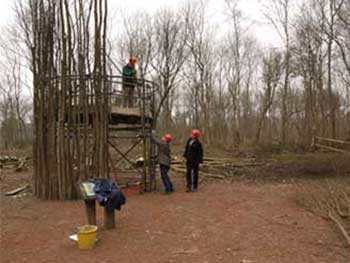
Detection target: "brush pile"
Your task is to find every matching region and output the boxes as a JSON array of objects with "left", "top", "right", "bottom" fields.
[{"left": 171, "top": 156, "right": 266, "bottom": 180}]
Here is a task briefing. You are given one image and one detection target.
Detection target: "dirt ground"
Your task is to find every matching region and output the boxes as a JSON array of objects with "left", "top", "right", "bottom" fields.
[{"left": 1, "top": 169, "right": 349, "bottom": 263}]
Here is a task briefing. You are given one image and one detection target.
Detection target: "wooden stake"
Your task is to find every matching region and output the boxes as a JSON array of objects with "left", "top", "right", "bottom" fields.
[
  {"left": 84, "top": 199, "right": 97, "bottom": 225},
  {"left": 104, "top": 208, "right": 115, "bottom": 229}
]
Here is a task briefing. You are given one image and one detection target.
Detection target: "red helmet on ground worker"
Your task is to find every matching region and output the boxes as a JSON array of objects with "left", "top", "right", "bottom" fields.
[
  {"left": 191, "top": 129, "right": 200, "bottom": 138},
  {"left": 163, "top": 134, "right": 172, "bottom": 142},
  {"left": 129, "top": 56, "right": 137, "bottom": 65}
]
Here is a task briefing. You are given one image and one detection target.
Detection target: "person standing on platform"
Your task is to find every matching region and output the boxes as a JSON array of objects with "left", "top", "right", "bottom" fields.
[{"left": 122, "top": 56, "right": 137, "bottom": 107}]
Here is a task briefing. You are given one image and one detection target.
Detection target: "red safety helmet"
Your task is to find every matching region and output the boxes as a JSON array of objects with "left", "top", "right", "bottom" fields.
[
  {"left": 192, "top": 129, "right": 200, "bottom": 138},
  {"left": 129, "top": 56, "right": 137, "bottom": 65},
  {"left": 163, "top": 134, "right": 172, "bottom": 142}
]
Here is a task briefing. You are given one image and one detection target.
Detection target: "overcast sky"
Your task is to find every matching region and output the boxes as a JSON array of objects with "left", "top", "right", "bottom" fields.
[{"left": 0, "top": 0, "right": 282, "bottom": 47}]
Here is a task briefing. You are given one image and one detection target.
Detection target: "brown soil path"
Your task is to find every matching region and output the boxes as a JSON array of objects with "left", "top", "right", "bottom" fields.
[{"left": 1, "top": 173, "right": 349, "bottom": 263}]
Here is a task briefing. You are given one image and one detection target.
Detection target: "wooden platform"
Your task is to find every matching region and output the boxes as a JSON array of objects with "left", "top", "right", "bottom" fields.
[
  {"left": 110, "top": 106, "right": 142, "bottom": 117},
  {"left": 109, "top": 106, "right": 153, "bottom": 126},
  {"left": 65, "top": 105, "right": 153, "bottom": 126},
  {"left": 108, "top": 123, "right": 151, "bottom": 131}
]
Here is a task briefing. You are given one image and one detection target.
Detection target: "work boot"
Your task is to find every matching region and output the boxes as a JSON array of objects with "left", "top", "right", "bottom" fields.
[{"left": 186, "top": 188, "right": 192, "bottom": 193}]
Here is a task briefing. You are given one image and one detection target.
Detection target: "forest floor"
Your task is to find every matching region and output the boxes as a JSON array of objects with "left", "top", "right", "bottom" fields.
[{"left": 1, "top": 151, "right": 350, "bottom": 263}]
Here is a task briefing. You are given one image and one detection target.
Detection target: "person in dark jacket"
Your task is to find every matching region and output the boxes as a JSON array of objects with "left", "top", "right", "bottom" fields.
[
  {"left": 122, "top": 56, "right": 137, "bottom": 107},
  {"left": 152, "top": 133, "right": 174, "bottom": 194},
  {"left": 183, "top": 129, "right": 203, "bottom": 192}
]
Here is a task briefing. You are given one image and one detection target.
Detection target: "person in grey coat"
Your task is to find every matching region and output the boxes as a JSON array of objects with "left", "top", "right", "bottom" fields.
[{"left": 152, "top": 134, "right": 173, "bottom": 194}]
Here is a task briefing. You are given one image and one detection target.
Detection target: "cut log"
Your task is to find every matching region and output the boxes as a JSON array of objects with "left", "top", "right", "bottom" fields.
[
  {"left": 5, "top": 185, "right": 30, "bottom": 196},
  {"left": 204, "top": 174, "right": 225, "bottom": 179},
  {"left": 200, "top": 162, "right": 265, "bottom": 168},
  {"left": 170, "top": 166, "right": 186, "bottom": 174},
  {"left": 170, "top": 160, "right": 183, "bottom": 165},
  {"left": 15, "top": 159, "right": 27, "bottom": 172},
  {"left": 0, "top": 158, "right": 31, "bottom": 170},
  {"left": 170, "top": 166, "right": 225, "bottom": 180}
]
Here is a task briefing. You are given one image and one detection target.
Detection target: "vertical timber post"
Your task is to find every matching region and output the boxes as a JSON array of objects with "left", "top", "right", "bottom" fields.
[
  {"left": 141, "top": 80, "right": 147, "bottom": 193},
  {"left": 104, "top": 208, "right": 115, "bottom": 229},
  {"left": 84, "top": 199, "right": 97, "bottom": 225}
]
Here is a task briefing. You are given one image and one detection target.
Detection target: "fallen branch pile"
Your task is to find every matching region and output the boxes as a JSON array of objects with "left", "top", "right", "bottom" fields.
[
  {"left": 0, "top": 156, "right": 32, "bottom": 171},
  {"left": 171, "top": 156, "right": 266, "bottom": 180},
  {"left": 295, "top": 179, "right": 350, "bottom": 249},
  {"left": 5, "top": 185, "right": 31, "bottom": 196}
]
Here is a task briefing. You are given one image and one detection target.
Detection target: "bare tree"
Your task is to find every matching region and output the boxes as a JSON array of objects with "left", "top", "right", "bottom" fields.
[
  {"left": 293, "top": 5, "right": 324, "bottom": 144},
  {"left": 224, "top": 0, "right": 243, "bottom": 147},
  {"left": 182, "top": 1, "right": 218, "bottom": 144},
  {"left": 116, "top": 12, "right": 153, "bottom": 79},
  {"left": 210, "top": 47, "right": 231, "bottom": 145},
  {"left": 334, "top": 0, "right": 350, "bottom": 75},
  {"left": 0, "top": 22, "right": 32, "bottom": 149},
  {"left": 151, "top": 8, "right": 189, "bottom": 130},
  {"left": 255, "top": 50, "right": 283, "bottom": 144},
  {"left": 313, "top": 0, "right": 345, "bottom": 138},
  {"left": 224, "top": 0, "right": 259, "bottom": 146},
  {"left": 263, "top": 0, "right": 293, "bottom": 144}
]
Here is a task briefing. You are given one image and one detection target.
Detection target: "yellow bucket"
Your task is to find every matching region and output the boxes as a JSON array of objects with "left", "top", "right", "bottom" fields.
[{"left": 77, "top": 225, "right": 98, "bottom": 249}]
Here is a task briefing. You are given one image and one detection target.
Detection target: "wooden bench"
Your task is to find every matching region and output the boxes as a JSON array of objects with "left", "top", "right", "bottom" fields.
[{"left": 80, "top": 181, "right": 115, "bottom": 229}]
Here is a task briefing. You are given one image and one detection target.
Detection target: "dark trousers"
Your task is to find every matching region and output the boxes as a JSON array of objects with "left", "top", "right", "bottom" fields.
[
  {"left": 123, "top": 86, "right": 135, "bottom": 107},
  {"left": 186, "top": 162, "right": 199, "bottom": 190},
  {"left": 160, "top": 165, "right": 173, "bottom": 192}
]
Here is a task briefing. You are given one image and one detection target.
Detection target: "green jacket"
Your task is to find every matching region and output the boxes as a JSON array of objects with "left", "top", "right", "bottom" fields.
[{"left": 122, "top": 63, "right": 137, "bottom": 86}]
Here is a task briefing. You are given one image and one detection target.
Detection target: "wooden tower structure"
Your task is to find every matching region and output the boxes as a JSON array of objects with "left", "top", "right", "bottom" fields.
[
  {"left": 48, "top": 74, "right": 158, "bottom": 197},
  {"left": 106, "top": 76, "right": 158, "bottom": 192}
]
